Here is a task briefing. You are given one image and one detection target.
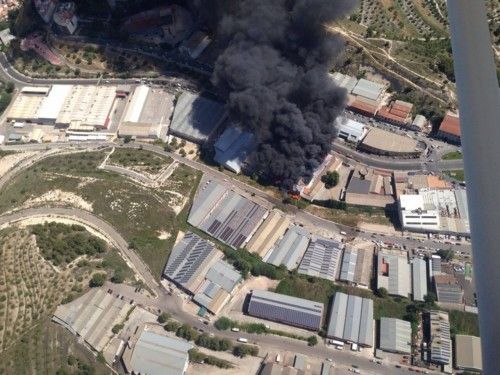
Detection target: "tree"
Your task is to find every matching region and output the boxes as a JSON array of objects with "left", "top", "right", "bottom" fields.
[
  {"left": 112, "top": 324, "right": 124, "bottom": 334},
  {"left": 214, "top": 317, "right": 233, "bottom": 331},
  {"left": 437, "top": 249, "right": 454, "bottom": 262},
  {"left": 376, "top": 287, "right": 388, "bottom": 298},
  {"left": 307, "top": 335, "right": 318, "bottom": 346},
  {"left": 321, "top": 171, "right": 339, "bottom": 189},
  {"left": 123, "top": 135, "right": 132, "bottom": 144},
  {"left": 233, "top": 344, "right": 259, "bottom": 358},
  {"left": 164, "top": 321, "right": 180, "bottom": 332},
  {"left": 158, "top": 312, "right": 171, "bottom": 324},
  {"left": 89, "top": 273, "right": 106, "bottom": 287},
  {"left": 111, "top": 269, "right": 125, "bottom": 284},
  {"left": 424, "top": 292, "right": 437, "bottom": 306}
]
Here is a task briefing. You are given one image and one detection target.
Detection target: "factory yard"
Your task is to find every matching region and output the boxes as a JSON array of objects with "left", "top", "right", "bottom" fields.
[{"left": 0, "top": 149, "right": 201, "bottom": 279}]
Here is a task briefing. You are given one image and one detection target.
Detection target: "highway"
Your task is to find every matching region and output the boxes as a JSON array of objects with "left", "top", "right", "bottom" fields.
[{"left": 0, "top": 207, "right": 425, "bottom": 375}]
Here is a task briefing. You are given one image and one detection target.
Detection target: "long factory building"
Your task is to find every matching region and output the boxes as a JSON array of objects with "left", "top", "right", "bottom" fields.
[{"left": 247, "top": 290, "right": 324, "bottom": 331}]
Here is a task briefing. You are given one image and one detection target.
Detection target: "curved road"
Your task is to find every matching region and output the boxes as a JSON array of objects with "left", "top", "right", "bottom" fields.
[
  {"left": 0, "top": 207, "right": 422, "bottom": 374},
  {"left": 0, "top": 141, "right": 472, "bottom": 255}
]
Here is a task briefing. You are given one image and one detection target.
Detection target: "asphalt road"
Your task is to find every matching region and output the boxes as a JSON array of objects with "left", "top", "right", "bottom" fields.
[
  {"left": 0, "top": 207, "right": 425, "bottom": 375},
  {"left": 0, "top": 141, "right": 473, "bottom": 256}
]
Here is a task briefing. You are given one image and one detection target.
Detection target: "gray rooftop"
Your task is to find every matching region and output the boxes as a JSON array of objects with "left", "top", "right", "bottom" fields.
[
  {"left": 298, "top": 237, "right": 343, "bottom": 281},
  {"left": 189, "top": 180, "right": 268, "bottom": 249},
  {"left": 247, "top": 290, "right": 324, "bottom": 331},
  {"left": 340, "top": 247, "right": 358, "bottom": 282},
  {"left": 377, "top": 250, "right": 412, "bottom": 298},
  {"left": 163, "top": 232, "right": 218, "bottom": 292},
  {"left": 129, "top": 331, "right": 192, "bottom": 375},
  {"left": 265, "top": 225, "right": 310, "bottom": 270},
  {"left": 412, "top": 258, "right": 428, "bottom": 302},
  {"left": 169, "top": 92, "right": 226, "bottom": 143},
  {"left": 351, "top": 79, "right": 385, "bottom": 101},
  {"left": 347, "top": 177, "right": 371, "bottom": 195},
  {"left": 379, "top": 318, "right": 412, "bottom": 354},
  {"left": 326, "top": 292, "right": 374, "bottom": 347},
  {"left": 205, "top": 259, "right": 241, "bottom": 292}
]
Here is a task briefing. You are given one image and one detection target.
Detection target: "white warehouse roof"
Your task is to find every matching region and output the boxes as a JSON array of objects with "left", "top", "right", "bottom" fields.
[
  {"left": 123, "top": 85, "right": 149, "bottom": 123},
  {"left": 37, "top": 85, "right": 73, "bottom": 121},
  {"left": 379, "top": 318, "right": 412, "bottom": 354}
]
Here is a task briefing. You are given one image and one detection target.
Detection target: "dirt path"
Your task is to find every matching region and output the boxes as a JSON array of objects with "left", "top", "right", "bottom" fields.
[{"left": 329, "top": 25, "right": 449, "bottom": 104}]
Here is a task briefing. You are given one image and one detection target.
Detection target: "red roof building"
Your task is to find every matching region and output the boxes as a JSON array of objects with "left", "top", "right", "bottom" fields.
[
  {"left": 438, "top": 113, "right": 461, "bottom": 144},
  {"left": 348, "top": 98, "right": 378, "bottom": 117},
  {"left": 376, "top": 100, "right": 413, "bottom": 126}
]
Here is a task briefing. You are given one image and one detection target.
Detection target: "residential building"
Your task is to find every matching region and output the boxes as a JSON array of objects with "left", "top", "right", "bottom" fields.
[
  {"left": 53, "top": 2, "right": 78, "bottom": 35},
  {"left": 377, "top": 249, "right": 411, "bottom": 298},
  {"left": 247, "top": 290, "right": 324, "bottom": 331},
  {"left": 437, "top": 113, "right": 461, "bottom": 144},
  {"left": 326, "top": 292, "right": 374, "bottom": 347},
  {"left": 298, "top": 236, "right": 343, "bottom": 281},
  {"left": 379, "top": 318, "right": 412, "bottom": 354},
  {"left": 454, "top": 335, "right": 482, "bottom": 372},
  {"left": 376, "top": 100, "right": 413, "bottom": 126}
]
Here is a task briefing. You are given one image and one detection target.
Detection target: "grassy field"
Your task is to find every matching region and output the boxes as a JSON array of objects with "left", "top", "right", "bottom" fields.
[
  {"left": 305, "top": 204, "right": 392, "bottom": 227},
  {"left": 0, "top": 150, "right": 14, "bottom": 159},
  {"left": 0, "top": 150, "right": 201, "bottom": 279},
  {"left": 448, "top": 310, "right": 480, "bottom": 337},
  {"left": 108, "top": 148, "right": 173, "bottom": 175},
  {"left": 444, "top": 169, "right": 465, "bottom": 182},
  {"left": 0, "top": 318, "right": 112, "bottom": 375},
  {"left": 442, "top": 151, "right": 463, "bottom": 160}
]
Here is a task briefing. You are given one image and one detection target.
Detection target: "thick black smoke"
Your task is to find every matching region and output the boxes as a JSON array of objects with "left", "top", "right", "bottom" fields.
[{"left": 197, "top": 0, "right": 356, "bottom": 189}]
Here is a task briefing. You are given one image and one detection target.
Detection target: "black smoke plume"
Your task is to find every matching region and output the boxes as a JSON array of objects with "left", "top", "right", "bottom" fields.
[{"left": 198, "top": 0, "right": 356, "bottom": 189}]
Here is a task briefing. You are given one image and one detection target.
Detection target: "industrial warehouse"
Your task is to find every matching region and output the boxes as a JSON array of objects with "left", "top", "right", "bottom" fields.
[
  {"left": 326, "top": 292, "right": 374, "bottom": 347},
  {"left": 398, "top": 188, "right": 470, "bottom": 235},
  {"left": 169, "top": 91, "right": 226, "bottom": 143},
  {"left": 245, "top": 209, "right": 291, "bottom": 258},
  {"left": 247, "top": 290, "right": 324, "bottom": 331},
  {"left": 339, "top": 242, "right": 374, "bottom": 288},
  {"left": 298, "top": 236, "right": 344, "bottom": 281},
  {"left": 188, "top": 180, "right": 268, "bottom": 249},
  {"left": 263, "top": 225, "right": 310, "bottom": 270},
  {"left": 377, "top": 249, "right": 412, "bottom": 298},
  {"left": 378, "top": 318, "right": 412, "bottom": 354},
  {"left": 163, "top": 232, "right": 241, "bottom": 314}
]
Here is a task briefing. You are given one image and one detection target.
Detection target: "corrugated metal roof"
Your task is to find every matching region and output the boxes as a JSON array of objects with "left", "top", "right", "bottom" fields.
[
  {"left": 37, "top": 84, "right": 73, "bottom": 120},
  {"left": 343, "top": 295, "right": 362, "bottom": 343},
  {"left": 377, "top": 250, "right": 412, "bottom": 298},
  {"left": 205, "top": 260, "right": 241, "bottom": 292},
  {"left": 340, "top": 247, "right": 357, "bottom": 282},
  {"left": 379, "top": 318, "right": 411, "bottom": 354},
  {"left": 169, "top": 92, "right": 226, "bottom": 143},
  {"left": 352, "top": 79, "right": 384, "bottom": 101},
  {"left": 412, "top": 258, "right": 427, "bottom": 301},
  {"left": 265, "top": 225, "right": 310, "bottom": 270},
  {"left": 298, "top": 237, "right": 343, "bottom": 281},
  {"left": 129, "top": 331, "right": 192, "bottom": 375},
  {"left": 326, "top": 292, "right": 348, "bottom": 339},
  {"left": 358, "top": 298, "right": 373, "bottom": 347},
  {"left": 188, "top": 180, "right": 228, "bottom": 227},
  {"left": 248, "top": 290, "right": 323, "bottom": 331},
  {"left": 123, "top": 85, "right": 149, "bottom": 123},
  {"left": 163, "top": 232, "right": 218, "bottom": 292}
]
